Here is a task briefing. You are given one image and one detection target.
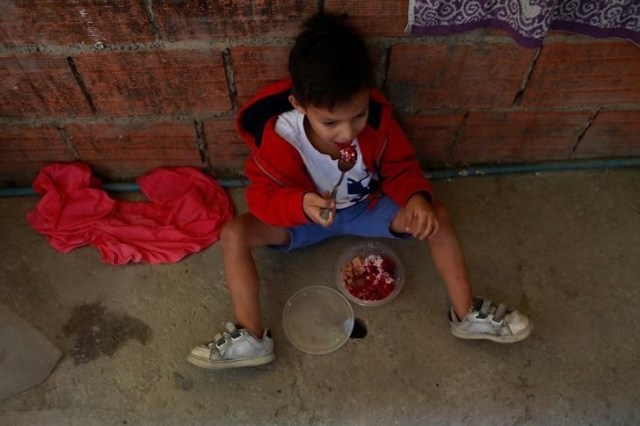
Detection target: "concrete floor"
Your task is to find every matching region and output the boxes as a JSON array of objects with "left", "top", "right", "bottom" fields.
[{"left": 1, "top": 168, "right": 639, "bottom": 425}]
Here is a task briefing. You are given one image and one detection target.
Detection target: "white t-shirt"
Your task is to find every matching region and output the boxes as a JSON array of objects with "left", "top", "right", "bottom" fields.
[{"left": 275, "top": 110, "right": 377, "bottom": 209}]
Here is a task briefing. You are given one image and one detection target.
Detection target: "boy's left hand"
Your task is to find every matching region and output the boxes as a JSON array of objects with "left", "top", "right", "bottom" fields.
[{"left": 404, "top": 193, "right": 439, "bottom": 240}]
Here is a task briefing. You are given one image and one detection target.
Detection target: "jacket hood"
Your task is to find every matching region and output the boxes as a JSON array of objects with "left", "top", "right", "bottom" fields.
[{"left": 236, "top": 79, "right": 388, "bottom": 150}]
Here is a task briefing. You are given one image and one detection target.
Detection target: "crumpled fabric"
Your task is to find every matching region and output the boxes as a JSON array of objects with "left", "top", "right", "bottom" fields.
[{"left": 27, "top": 163, "right": 234, "bottom": 265}]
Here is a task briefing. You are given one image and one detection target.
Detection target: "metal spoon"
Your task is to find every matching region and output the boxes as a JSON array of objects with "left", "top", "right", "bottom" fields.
[{"left": 320, "top": 147, "right": 357, "bottom": 220}]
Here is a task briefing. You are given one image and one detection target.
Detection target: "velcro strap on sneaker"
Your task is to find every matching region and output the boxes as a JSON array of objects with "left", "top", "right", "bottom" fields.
[
  {"left": 211, "top": 321, "right": 240, "bottom": 357},
  {"left": 223, "top": 321, "right": 237, "bottom": 333},
  {"left": 479, "top": 299, "right": 493, "bottom": 317},
  {"left": 214, "top": 333, "right": 224, "bottom": 346},
  {"left": 214, "top": 332, "right": 231, "bottom": 356},
  {"left": 493, "top": 303, "right": 507, "bottom": 322}
]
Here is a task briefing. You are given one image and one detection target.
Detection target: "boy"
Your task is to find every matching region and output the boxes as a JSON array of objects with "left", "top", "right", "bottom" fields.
[{"left": 187, "top": 12, "right": 532, "bottom": 370}]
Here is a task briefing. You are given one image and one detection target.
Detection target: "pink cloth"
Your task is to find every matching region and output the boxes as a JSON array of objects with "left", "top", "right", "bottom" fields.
[{"left": 27, "top": 163, "right": 233, "bottom": 265}]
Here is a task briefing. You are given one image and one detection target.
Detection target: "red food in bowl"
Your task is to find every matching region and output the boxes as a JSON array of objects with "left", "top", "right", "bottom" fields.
[{"left": 342, "top": 254, "right": 396, "bottom": 301}]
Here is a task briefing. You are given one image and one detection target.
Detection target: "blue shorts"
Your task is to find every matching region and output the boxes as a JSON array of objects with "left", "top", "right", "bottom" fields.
[{"left": 270, "top": 195, "right": 409, "bottom": 252}]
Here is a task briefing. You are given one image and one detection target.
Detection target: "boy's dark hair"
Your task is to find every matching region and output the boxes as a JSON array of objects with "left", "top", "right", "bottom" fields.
[{"left": 289, "top": 12, "right": 374, "bottom": 110}]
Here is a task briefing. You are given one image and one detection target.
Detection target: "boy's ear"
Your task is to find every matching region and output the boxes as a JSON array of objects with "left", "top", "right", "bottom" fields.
[{"left": 288, "top": 94, "right": 306, "bottom": 114}]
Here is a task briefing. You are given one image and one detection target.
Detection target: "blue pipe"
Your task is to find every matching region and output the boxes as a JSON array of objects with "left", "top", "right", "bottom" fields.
[
  {"left": 425, "top": 157, "right": 640, "bottom": 179},
  {"left": 2, "top": 158, "right": 639, "bottom": 197}
]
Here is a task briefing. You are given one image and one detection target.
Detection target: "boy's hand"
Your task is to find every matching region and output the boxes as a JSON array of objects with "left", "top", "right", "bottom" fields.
[
  {"left": 303, "top": 192, "right": 335, "bottom": 227},
  {"left": 404, "top": 193, "right": 439, "bottom": 240}
]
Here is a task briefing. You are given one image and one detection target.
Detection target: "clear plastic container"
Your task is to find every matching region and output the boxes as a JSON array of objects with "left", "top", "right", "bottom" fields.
[
  {"left": 282, "top": 286, "right": 354, "bottom": 355},
  {"left": 335, "top": 241, "right": 405, "bottom": 307}
]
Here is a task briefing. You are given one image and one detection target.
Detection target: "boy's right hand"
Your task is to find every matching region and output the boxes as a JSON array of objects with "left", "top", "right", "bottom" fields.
[{"left": 303, "top": 192, "right": 335, "bottom": 227}]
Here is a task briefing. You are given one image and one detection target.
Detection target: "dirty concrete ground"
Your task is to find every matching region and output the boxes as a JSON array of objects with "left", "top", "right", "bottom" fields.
[{"left": 1, "top": 168, "right": 639, "bottom": 426}]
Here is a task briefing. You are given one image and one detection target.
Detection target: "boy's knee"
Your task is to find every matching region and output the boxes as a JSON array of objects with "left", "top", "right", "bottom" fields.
[{"left": 220, "top": 217, "right": 246, "bottom": 245}]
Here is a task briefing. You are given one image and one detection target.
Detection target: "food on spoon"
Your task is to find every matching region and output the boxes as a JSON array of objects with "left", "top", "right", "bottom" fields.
[
  {"left": 338, "top": 144, "right": 357, "bottom": 167},
  {"left": 341, "top": 253, "right": 396, "bottom": 301},
  {"left": 320, "top": 144, "right": 358, "bottom": 220}
]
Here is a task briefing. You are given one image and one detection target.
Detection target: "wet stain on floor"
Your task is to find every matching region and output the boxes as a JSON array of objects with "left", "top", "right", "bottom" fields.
[{"left": 62, "top": 303, "right": 152, "bottom": 365}]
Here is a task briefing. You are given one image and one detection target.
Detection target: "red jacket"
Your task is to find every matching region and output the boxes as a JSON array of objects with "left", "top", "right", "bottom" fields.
[{"left": 236, "top": 79, "right": 432, "bottom": 227}]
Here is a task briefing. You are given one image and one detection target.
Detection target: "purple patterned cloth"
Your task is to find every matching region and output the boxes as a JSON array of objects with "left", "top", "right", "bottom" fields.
[{"left": 407, "top": 0, "right": 640, "bottom": 48}]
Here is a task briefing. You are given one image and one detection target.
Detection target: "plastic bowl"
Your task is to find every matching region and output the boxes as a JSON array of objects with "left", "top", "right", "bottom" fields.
[
  {"left": 282, "top": 286, "right": 354, "bottom": 355},
  {"left": 335, "top": 241, "right": 405, "bottom": 307}
]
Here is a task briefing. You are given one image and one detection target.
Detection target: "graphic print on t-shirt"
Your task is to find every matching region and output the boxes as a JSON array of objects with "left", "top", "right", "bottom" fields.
[{"left": 347, "top": 170, "right": 379, "bottom": 204}]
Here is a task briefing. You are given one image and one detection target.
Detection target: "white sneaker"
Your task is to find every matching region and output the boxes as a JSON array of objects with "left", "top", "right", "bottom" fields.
[
  {"left": 187, "top": 321, "right": 275, "bottom": 369},
  {"left": 449, "top": 297, "right": 533, "bottom": 343}
]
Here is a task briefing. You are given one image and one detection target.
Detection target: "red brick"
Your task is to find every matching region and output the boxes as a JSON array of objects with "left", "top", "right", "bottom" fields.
[
  {"left": 400, "top": 114, "right": 465, "bottom": 167},
  {"left": 203, "top": 118, "right": 248, "bottom": 178},
  {"left": 484, "top": 27, "right": 515, "bottom": 38},
  {"left": 544, "top": 29, "right": 592, "bottom": 42},
  {"left": 522, "top": 41, "right": 640, "bottom": 107},
  {"left": 387, "top": 44, "right": 535, "bottom": 110},
  {"left": 153, "top": 0, "right": 316, "bottom": 41},
  {"left": 456, "top": 111, "right": 591, "bottom": 163},
  {"left": 231, "top": 46, "right": 290, "bottom": 105},
  {"left": 368, "top": 45, "right": 385, "bottom": 86},
  {"left": 72, "top": 49, "right": 231, "bottom": 116},
  {"left": 65, "top": 121, "right": 202, "bottom": 180},
  {"left": 325, "top": 0, "right": 409, "bottom": 37},
  {"left": 0, "top": 54, "right": 92, "bottom": 117},
  {"left": 0, "top": 125, "right": 75, "bottom": 183},
  {"left": 0, "top": 1, "right": 154, "bottom": 46},
  {"left": 574, "top": 111, "right": 640, "bottom": 158}
]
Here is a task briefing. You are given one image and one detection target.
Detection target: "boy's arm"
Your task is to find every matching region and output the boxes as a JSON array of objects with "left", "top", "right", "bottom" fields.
[{"left": 244, "top": 155, "right": 312, "bottom": 228}]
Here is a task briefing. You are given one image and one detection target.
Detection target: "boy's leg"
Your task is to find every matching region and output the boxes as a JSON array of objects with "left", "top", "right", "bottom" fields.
[
  {"left": 391, "top": 201, "right": 473, "bottom": 320},
  {"left": 187, "top": 212, "right": 289, "bottom": 369},
  {"left": 391, "top": 200, "right": 532, "bottom": 342},
  {"left": 423, "top": 201, "right": 474, "bottom": 320},
  {"left": 220, "top": 213, "right": 290, "bottom": 337}
]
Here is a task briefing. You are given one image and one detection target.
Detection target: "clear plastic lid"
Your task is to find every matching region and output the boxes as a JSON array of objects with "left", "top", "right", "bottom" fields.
[{"left": 282, "top": 286, "right": 354, "bottom": 355}]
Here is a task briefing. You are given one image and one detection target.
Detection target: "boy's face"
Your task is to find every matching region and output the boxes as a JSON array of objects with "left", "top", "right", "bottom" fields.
[{"left": 289, "top": 89, "right": 370, "bottom": 156}]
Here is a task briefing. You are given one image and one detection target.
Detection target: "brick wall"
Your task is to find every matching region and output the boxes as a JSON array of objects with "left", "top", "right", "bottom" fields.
[{"left": 1, "top": 0, "right": 639, "bottom": 186}]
